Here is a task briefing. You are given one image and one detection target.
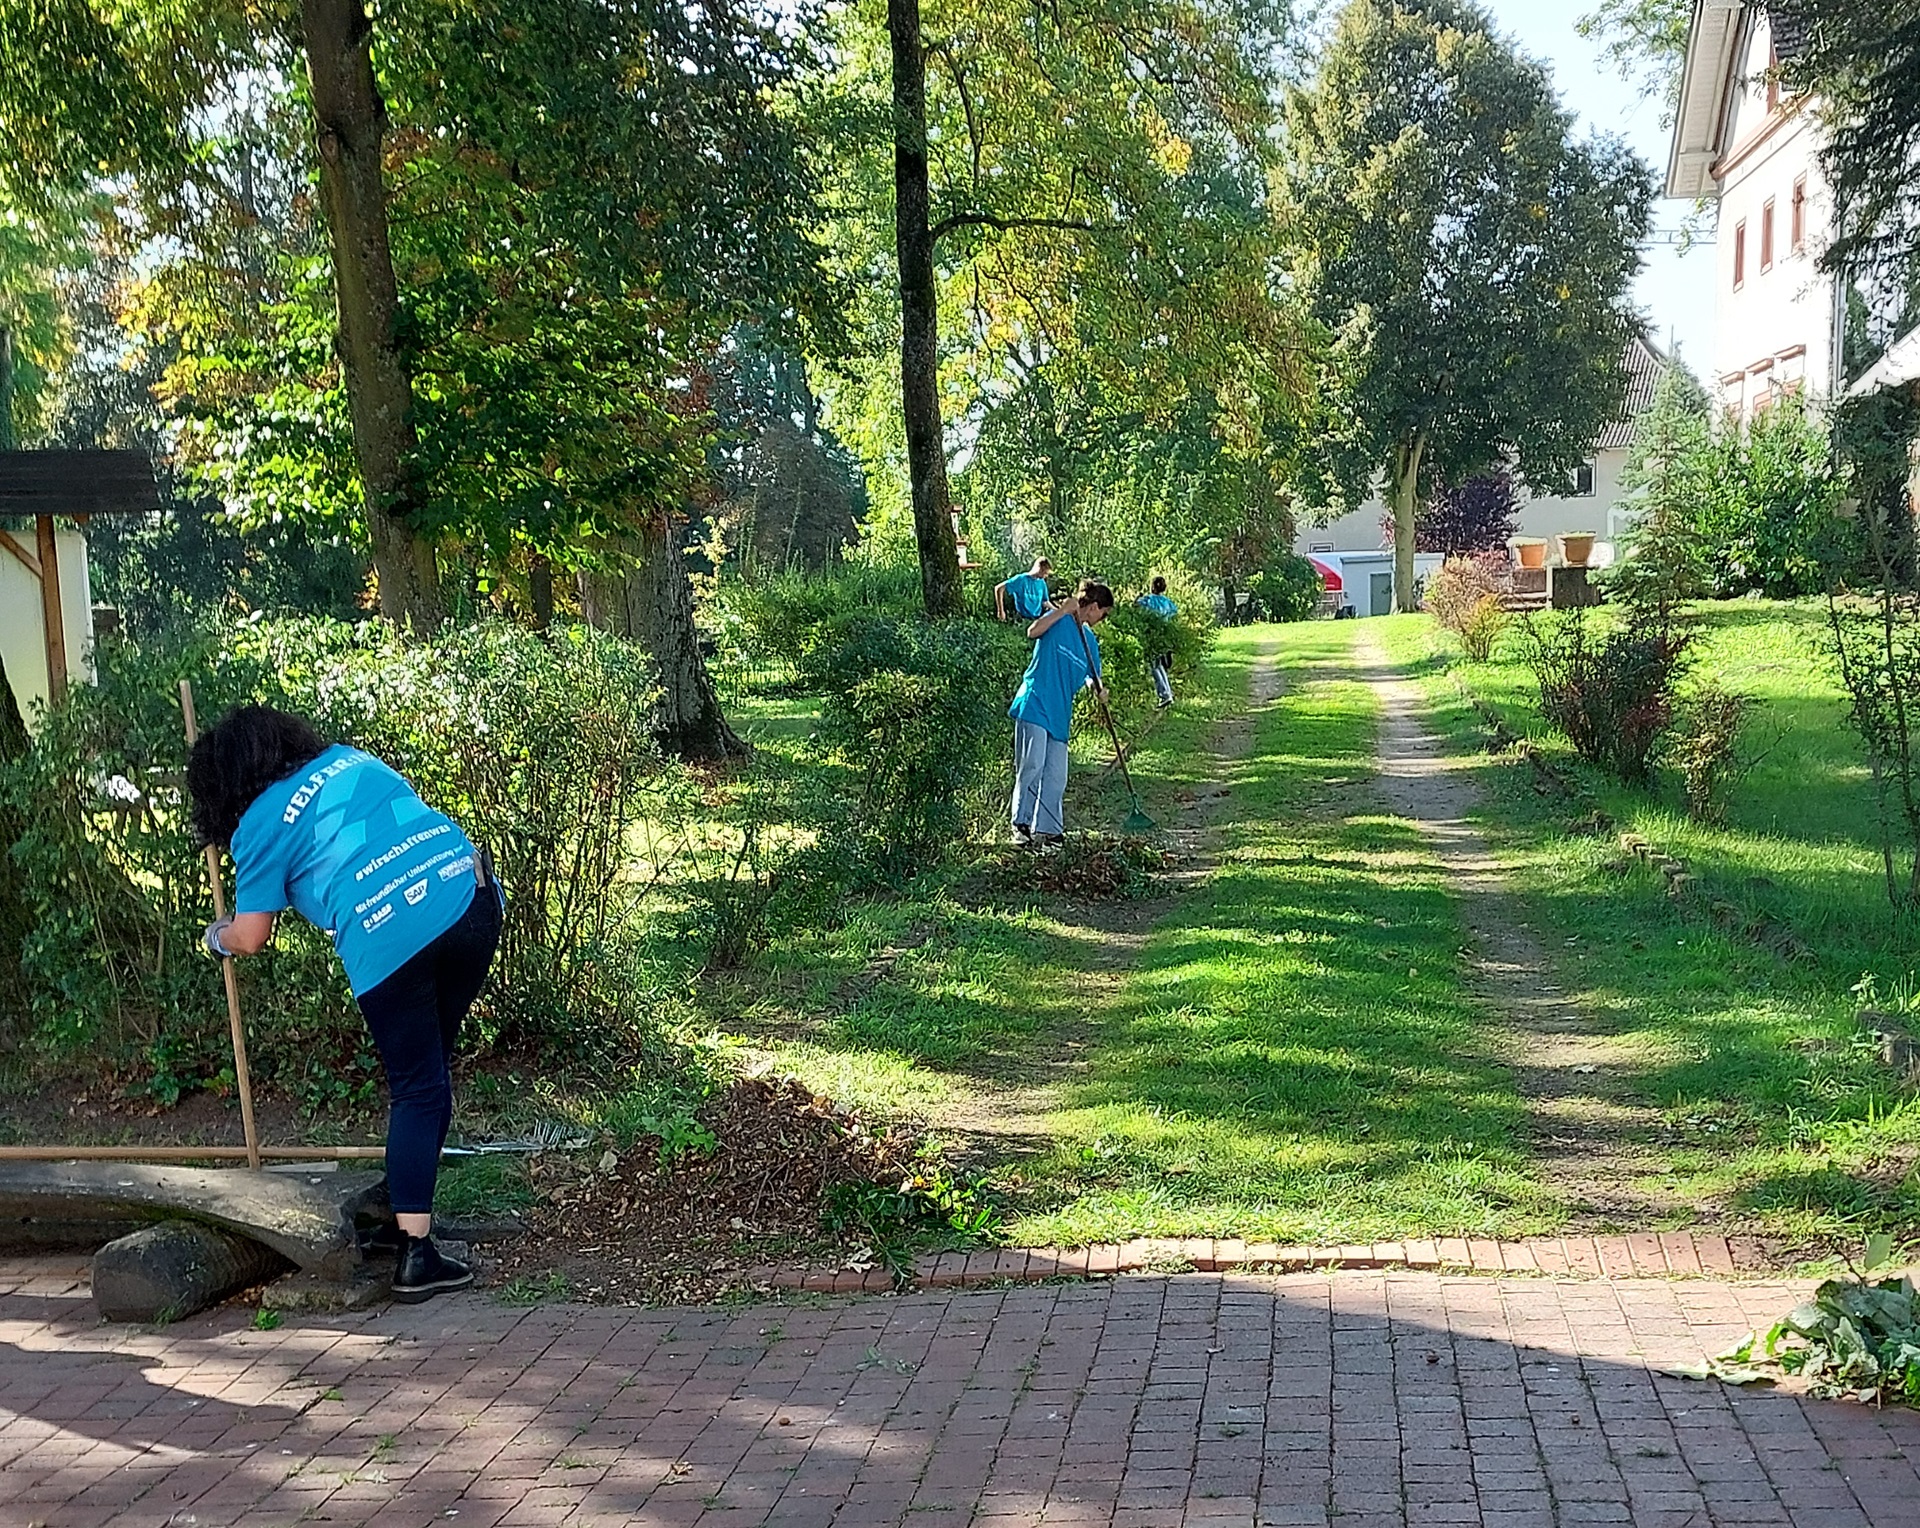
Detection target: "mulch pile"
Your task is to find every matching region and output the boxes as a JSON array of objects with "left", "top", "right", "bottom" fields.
[{"left": 484, "top": 1075, "right": 921, "bottom": 1305}]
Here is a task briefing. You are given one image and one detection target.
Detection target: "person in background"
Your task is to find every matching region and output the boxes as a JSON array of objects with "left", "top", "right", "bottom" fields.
[
  {"left": 1007, "top": 581, "right": 1114, "bottom": 847},
  {"left": 995, "top": 557, "right": 1053, "bottom": 622},
  {"left": 1137, "top": 575, "right": 1179, "bottom": 709},
  {"left": 187, "top": 706, "right": 503, "bottom": 1304}
]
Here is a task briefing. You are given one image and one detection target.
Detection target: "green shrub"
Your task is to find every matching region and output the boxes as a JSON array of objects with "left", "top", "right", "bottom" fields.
[
  {"left": 1097, "top": 599, "right": 1214, "bottom": 731},
  {"left": 1247, "top": 554, "right": 1323, "bottom": 623},
  {"left": 1524, "top": 612, "right": 1693, "bottom": 785},
  {"left": 806, "top": 616, "right": 1029, "bottom": 878},
  {"left": 1667, "top": 684, "right": 1764, "bottom": 825},
  {"left": 1, "top": 616, "right": 686, "bottom": 1088},
  {"left": 1426, "top": 555, "right": 1510, "bottom": 661}
]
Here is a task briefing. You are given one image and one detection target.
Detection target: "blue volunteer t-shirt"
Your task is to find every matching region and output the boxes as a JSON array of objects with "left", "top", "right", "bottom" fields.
[
  {"left": 1138, "top": 593, "right": 1178, "bottom": 618},
  {"left": 1008, "top": 617, "right": 1102, "bottom": 744},
  {"left": 1005, "top": 573, "right": 1049, "bottom": 619},
  {"left": 231, "top": 745, "right": 481, "bottom": 997}
]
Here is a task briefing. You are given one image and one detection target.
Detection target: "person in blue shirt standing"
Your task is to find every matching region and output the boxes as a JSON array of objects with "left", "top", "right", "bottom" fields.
[
  {"left": 1137, "top": 575, "right": 1179, "bottom": 709},
  {"left": 995, "top": 557, "right": 1053, "bottom": 623},
  {"left": 188, "top": 706, "right": 502, "bottom": 1304},
  {"left": 1007, "top": 581, "right": 1114, "bottom": 846}
]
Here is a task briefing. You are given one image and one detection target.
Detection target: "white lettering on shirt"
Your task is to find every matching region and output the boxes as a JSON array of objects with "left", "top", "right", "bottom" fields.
[{"left": 280, "top": 754, "right": 363, "bottom": 826}]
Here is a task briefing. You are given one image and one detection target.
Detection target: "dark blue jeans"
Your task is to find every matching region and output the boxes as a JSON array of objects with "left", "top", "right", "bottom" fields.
[{"left": 356, "top": 887, "right": 502, "bottom": 1216}]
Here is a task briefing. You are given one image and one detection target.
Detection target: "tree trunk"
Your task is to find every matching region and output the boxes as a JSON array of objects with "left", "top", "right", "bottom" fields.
[
  {"left": 529, "top": 554, "right": 554, "bottom": 631},
  {"left": 299, "top": 0, "right": 443, "bottom": 633},
  {"left": 578, "top": 515, "right": 747, "bottom": 763},
  {"left": 887, "top": 0, "right": 964, "bottom": 619},
  {"left": 1389, "top": 434, "right": 1427, "bottom": 614},
  {"left": 0, "top": 325, "right": 16, "bottom": 450}
]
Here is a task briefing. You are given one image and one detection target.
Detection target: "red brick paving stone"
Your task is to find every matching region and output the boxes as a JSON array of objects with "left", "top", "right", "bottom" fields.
[
  {"left": 959, "top": 1249, "right": 1002, "bottom": 1286},
  {"left": 1627, "top": 1232, "right": 1668, "bottom": 1277},
  {"left": 1337, "top": 1245, "right": 1377, "bottom": 1268},
  {"left": 800, "top": 1266, "right": 838, "bottom": 1293},
  {"left": 1436, "top": 1238, "right": 1472, "bottom": 1269},
  {"left": 985, "top": 1251, "right": 1032, "bottom": 1284},
  {"left": 1405, "top": 1239, "right": 1441, "bottom": 1270},
  {"left": 1371, "top": 1242, "right": 1407, "bottom": 1267},
  {"left": 1466, "top": 1238, "right": 1504, "bottom": 1273},
  {"left": 1214, "top": 1238, "right": 1249, "bottom": 1269},
  {"left": 1532, "top": 1239, "right": 1571, "bottom": 1277},
  {"left": 1500, "top": 1242, "right": 1538, "bottom": 1274},
  {"left": 1180, "top": 1239, "right": 1219, "bottom": 1271},
  {"left": 1658, "top": 1233, "right": 1704, "bottom": 1276},
  {"left": 1021, "top": 1243, "right": 1067, "bottom": 1282},
  {"left": 1085, "top": 1244, "right": 1121, "bottom": 1277},
  {"left": 1114, "top": 1240, "right": 1151, "bottom": 1271},
  {"left": 1696, "top": 1235, "right": 1736, "bottom": 1274},
  {"left": 1594, "top": 1236, "right": 1636, "bottom": 1279},
  {"left": 1565, "top": 1238, "right": 1604, "bottom": 1278}
]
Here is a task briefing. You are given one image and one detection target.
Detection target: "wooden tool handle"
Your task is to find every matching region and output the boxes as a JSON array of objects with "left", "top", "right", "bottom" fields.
[{"left": 180, "top": 681, "right": 262, "bottom": 1170}]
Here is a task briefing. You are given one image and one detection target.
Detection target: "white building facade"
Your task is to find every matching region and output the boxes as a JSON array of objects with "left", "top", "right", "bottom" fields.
[
  {"left": 1668, "top": 2, "right": 1842, "bottom": 416},
  {"left": 1295, "top": 334, "right": 1670, "bottom": 577}
]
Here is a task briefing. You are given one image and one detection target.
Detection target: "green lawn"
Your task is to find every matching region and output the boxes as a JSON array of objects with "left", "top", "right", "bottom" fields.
[
  {"left": 1008, "top": 624, "right": 1552, "bottom": 1244},
  {"left": 1376, "top": 602, "right": 1920, "bottom": 1245}
]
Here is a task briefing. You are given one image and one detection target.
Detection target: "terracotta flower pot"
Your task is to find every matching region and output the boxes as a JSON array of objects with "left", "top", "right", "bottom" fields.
[
  {"left": 1561, "top": 533, "right": 1596, "bottom": 567},
  {"left": 1512, "top": 538, "right": 1548, "bottom": 571}
]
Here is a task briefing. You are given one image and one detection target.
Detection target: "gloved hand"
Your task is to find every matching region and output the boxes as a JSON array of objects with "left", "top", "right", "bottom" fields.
[{"left": 203, "top": 916, "right": 236, "bottom": 960}]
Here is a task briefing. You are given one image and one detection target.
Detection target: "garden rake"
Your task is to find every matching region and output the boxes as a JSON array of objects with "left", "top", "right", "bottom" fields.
[{"left": 1072, "top": 618, "right": 1156, "bottom": 835}]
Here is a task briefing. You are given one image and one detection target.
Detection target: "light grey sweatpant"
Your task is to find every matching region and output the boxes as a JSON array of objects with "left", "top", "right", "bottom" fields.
[{"left": 1011, "top": 721, "right": 1069, "bottom": 835}]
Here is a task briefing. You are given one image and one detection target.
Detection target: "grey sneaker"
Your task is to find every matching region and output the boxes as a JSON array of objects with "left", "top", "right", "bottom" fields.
[{"left": 1012, "top": 823, "right": 1034, "bottom": 847}]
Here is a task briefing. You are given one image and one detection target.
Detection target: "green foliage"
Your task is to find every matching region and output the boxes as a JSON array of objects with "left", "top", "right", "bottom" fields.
[
  {"left": 1696, "top": 397, "right": 1847, "bottom": 599},
  {"left": 1246, "top": 554, "right": 1323, "bottom": 624},
  {"left": 0, "top": 616, "right": 686, "bottom": 1088},
  {"left": 1608, "top": 369, "right": 1717, "bottom": 619},
  {"left": 636, "top": 1107, "right": 719, "bottom": 1168},
  {"left": 1825, "top": 387, "right": 1920, "bottom": 928},
  {"left": 1760, "top": 1259, "right": 1920, "bottom": 1405},
  {"left": 1576, "top": 0, "right": 1691, "bottom": 122},
  {"left": 807, "top": 615, "right": 1030, "bottom": 877},
  {"left": 1098, "top": 599, "right": 1215, "bottom": 725},
  {"left": 1524, "top": 611, "right": 1692, "bottom": 785},
  {"left": 1281, "top": 0, "right": 1655, "bottom": 527},
  {"left": 822, "top": 1163, "right": 1000, "bottom": 1273},
  {"left": 1667, "top": 684, "right": 1763, "bottom": 825}
]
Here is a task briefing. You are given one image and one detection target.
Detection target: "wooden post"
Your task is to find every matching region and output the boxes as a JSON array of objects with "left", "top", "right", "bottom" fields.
[
  {"left": 180, "top": 680, "right": 263, "bottom": 1170},
  {"left": 35, "top": 514, "right": 66, "bottom": 704}
]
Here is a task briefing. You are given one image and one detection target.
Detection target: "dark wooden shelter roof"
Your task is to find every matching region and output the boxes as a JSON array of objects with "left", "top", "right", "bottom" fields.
[{"left": 0, "top": 451, "right": 162, "bottom": 516}]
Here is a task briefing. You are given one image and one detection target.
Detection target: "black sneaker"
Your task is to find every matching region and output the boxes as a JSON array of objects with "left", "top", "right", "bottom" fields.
[
  {"left": 1012, "top": 823, "right": 1034, "bottom": 847},
  {"left": 392, "top": 1235, "right": 473, "bottom": 1304},
  {"left": 1034, "top": 833, "right": 1065, "bottom": 849}
]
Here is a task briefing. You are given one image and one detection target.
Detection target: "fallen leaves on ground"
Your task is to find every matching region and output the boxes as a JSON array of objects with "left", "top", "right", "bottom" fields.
[{"left": 485, "top": 1076, "right": 923, "bottom": 1305}]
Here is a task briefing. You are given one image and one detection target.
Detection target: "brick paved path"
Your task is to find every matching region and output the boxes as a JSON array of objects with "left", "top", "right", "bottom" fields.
[{"left": 4, "top": 1259, "right": 1918, "bottom": 1528}]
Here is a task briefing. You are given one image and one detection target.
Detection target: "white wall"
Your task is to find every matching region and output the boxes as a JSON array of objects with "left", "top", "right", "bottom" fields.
[
  {"left": 0, "top": 527, "right": 95, "bottom": 731},
  {"left": 1711, "top": 13, "right": 1839, "bottom": 414},
  {"left": 1296, "top": 450, "right": 1630, "bottom": 559}
]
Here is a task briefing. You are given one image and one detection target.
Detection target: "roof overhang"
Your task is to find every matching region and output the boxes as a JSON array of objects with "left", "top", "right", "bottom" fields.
[
  {"left": 1667, "top": 0, "right": 1750, "bottom": 199},
  {"left": 1848, "top": 327, "right": 1920, "bottom": 399}
]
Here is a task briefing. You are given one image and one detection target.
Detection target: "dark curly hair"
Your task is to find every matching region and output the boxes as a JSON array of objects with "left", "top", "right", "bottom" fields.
[{"left": 187, "top": 705, "right": 331, "bottom": 849}]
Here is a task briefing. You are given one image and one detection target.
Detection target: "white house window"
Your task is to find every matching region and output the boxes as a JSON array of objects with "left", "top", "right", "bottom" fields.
[{"left": 1574, "top": 462, "right": 1596, "bottom": 497}]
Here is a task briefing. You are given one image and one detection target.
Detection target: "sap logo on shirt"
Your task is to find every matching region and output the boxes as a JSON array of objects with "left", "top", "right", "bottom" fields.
[
  {"left": 363, "top": 903, "right": 394, "bottom": 933},
  {"left": 404, "top": 881, "right": 429, "bottom": 906}
]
